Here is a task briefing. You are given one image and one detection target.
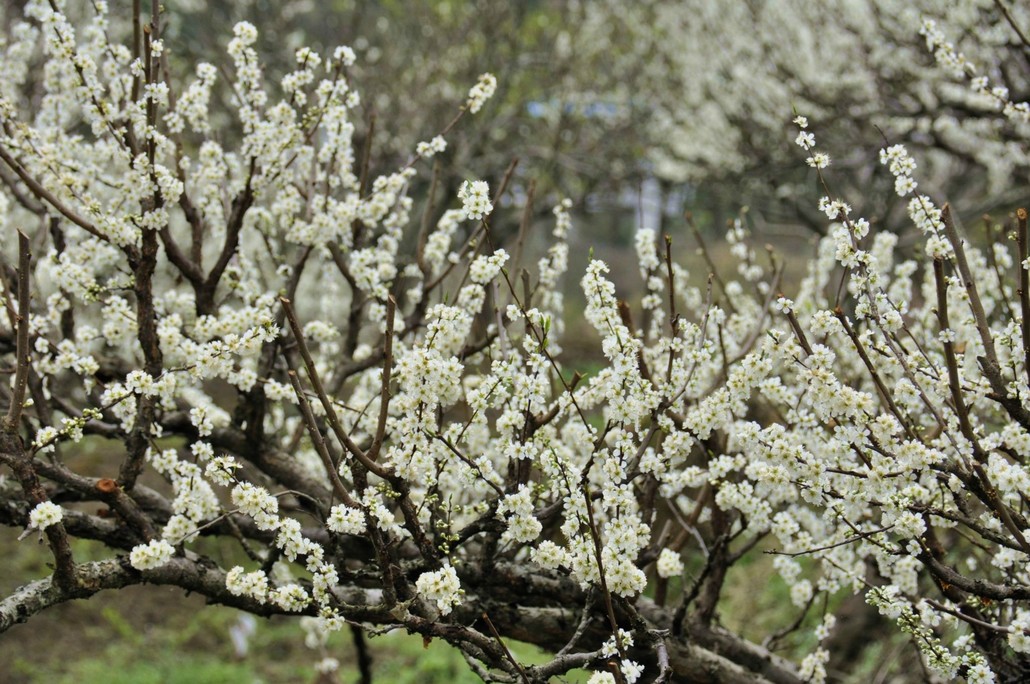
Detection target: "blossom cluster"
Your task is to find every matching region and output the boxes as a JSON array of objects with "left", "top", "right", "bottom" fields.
[
  {"left": 415, "top": 565, "right": 463, "bottom": 616},
  {"left": 28, "top": 501, "right": 63, "bottom": 531},
  {"left": 458, "top": 179, "right": 493, "bottom": 221},
  {"left": 921, "top": 18, "right": 1030, "bottom": 124}
]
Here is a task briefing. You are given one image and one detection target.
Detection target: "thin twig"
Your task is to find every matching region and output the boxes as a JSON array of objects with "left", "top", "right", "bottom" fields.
[
  {"left": 416, "top": 161, "right": 442, "bottom": 276},
  {"left": 933, "top": 258, "right": 980, "bottom": 450},
  {"left": 0, "top": 144, "right": 107, "bottom": 242},
  {"left": 834, "top": 308, "right": 916, "bottom": 441},
  {"left": 581, "top": 482, "right": 628, "bottom": 684},
  {"left": 283, "top": 356, "right": 357, "bottom": 508},
  {"left": 280, "top": 297, "right": 389, "bottom": 479},
  {"left": 925, "top": 598, "right": 1012, "bottom": 634},
  {"left": 765, "top": 524, "right": 895, "bottom": 557},
  {"left": 367, "top": 295, "right": 396, "bottom": 462},
  {"left": 511, "top": 179, "right": 536, "bottom": 276},
  {"left": 993, "top": 0, "right": 1030, "bottom": 51},
  {"left": 942, "top": 204, "right": 1030, "bottom": 429},
  {"left": 4, "top": 232, "right": 30, "bottom": 432},
  {"left": 482, "top": 611, "right": 530, "bottom": 683},
  {"left": 556, "top": 590, "right": 597, "bottom": 656},
  {"left": 686, "top": 213, "right": 738, "bottom": 315},
  {"left": 1017, "top": 208, "right": 1030, "bottom": 390},
  {"left": 783, "top": 308, "right": 813, "bottom": 356}
]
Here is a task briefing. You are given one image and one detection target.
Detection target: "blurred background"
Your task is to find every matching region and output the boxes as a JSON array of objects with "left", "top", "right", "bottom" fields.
[{"left": 1, "top": 0, "right": 1028, "bottom": 681}]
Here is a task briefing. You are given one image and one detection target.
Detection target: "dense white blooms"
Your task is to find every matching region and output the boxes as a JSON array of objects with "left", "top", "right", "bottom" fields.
[
  {"left": 334, "top": 45, "right": 356, "bottom": 66},
  {"left": 458, "top": 179, "right": 492, "bottom": 221},
  {"left": 270, "top": 584, "right": 311, "bottom": 612},
  {"left": 5, "top": 3, "right": 1030, "bottom": 679},
  {"left": 798, "top": 648, "right": 829, "bottom": 684},
  {"left": 161, "top": 516, "right": 198, "bottom": 545},
  {"left": 465, "top": 73, "right": 497, "bottom": 113},
  {"left": 28, "top": 501, "right": 63, "bottom": 531},
  {"left": 416, "top": 135, "right": 447, "bottom": 158},
  {"left": 1010, "top": 610, "right": 1030, "bottom": 654},
  {"left": 232, "top": 483, "right": 281, "bottom": 531},
  {"left": 469, "top": 249, "right": 508, "bottom": 284},
  {"left": 205, "top": 456, "right": 241, "bottom": 487},
  {"left": 880, "top": 144, "right": 918, "bottom": 198},
  {"left": 921, "top": 18, "right": 1029, "bottom": 125},
  {"left": 416, "top": 565, "right": 463, "bottom": 615},
  {"left": 806, "top": 152, "right": 830, "bottom": 169},
  {"left": 531, "top": 540, "right": 570, "bottom": 569},
  {"left": 621, "top": 660, "right": 644, "bottom": 684},
  {"left": 496, "top": 486, "right": 542, "bottom": 544},
  {"left": 226, "top": 566, "right": 270, "bottom": 602},
  {"left": 326, "top": 505, "right": 366, "bottom": 536},
  {"left": 656, "top": 548, "right": 684, "bottom": 578},
  {"left": 129, "top": 540, "right": 176, "bottom": 570}
]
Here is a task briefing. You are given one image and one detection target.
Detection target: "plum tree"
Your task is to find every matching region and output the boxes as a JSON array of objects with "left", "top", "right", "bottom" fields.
[{"left": 1, "top": 2, "right": 1030, "bottom": 683}]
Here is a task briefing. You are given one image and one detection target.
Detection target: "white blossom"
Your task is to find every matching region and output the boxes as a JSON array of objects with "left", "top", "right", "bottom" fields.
[
  {"left": 656, "top": 548, "right": 684, "bottom": 578},
  {"left": 28, "top": 501, "right": 63, "bottom": 531},
  {"left": 466, "top": 73, "right": 497, "bottom": 113},
  {"left": 416, "top": 565, "right": 463, "bottom": 615},
  {"left": 130, "top": 539, "right": 176, "bottom": 570},
  {"left": 458, "top": 179, "right": 492, "bottom": 221}
]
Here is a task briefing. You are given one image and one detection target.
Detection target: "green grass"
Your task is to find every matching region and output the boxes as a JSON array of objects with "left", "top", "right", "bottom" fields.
[{"left": 46, "top": 656, "right": 259, "bottom": 684}]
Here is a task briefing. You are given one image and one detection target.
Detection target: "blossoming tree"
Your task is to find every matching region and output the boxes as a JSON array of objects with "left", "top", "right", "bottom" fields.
[
  {"left": 2, "top": 2, "right": 1030, "bottom": 683},
  {"left": 123, "top": 1, "right": 1030, "bottom": 235},
  {"left": 591, "top": 0, "right": 1030, "bottom": 233}
]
